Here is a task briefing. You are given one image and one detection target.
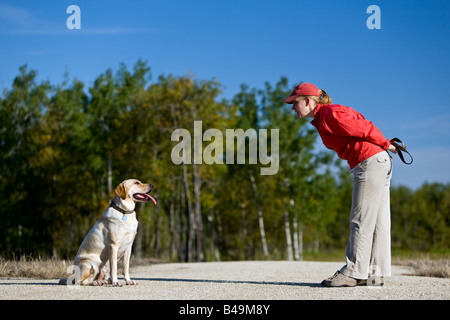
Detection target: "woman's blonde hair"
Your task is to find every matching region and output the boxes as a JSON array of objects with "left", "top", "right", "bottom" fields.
[{"left": 304, "top": 89, "right": 333, "bottom": 105}]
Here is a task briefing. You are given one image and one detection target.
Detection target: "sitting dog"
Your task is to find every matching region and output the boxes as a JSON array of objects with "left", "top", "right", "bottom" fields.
[{"left": 59, "top": 179, "right": 157, "bottom": 286}]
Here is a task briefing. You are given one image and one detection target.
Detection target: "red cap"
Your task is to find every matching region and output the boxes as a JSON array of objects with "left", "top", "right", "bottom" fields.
[{"left": 284, "top": 83, "right": 321, "bottom": 104}]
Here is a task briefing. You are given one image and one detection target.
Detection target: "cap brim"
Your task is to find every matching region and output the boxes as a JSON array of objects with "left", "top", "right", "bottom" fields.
[{"left": 283, "top": 95, "right": 297, "bottom": 104}]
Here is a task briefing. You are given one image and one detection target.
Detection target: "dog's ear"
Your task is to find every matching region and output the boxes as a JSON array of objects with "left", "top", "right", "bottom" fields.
[{"left": 115, "top": 182, "right": 128, "bottom": 200}]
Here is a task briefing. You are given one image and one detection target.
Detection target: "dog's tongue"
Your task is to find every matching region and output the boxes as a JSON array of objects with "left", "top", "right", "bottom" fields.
[
  {"left": 135, "top": 193, "right": 157, "bottom": 205},
  {"left": 145, "top": 194, "right": 157, "bottom": 205}
]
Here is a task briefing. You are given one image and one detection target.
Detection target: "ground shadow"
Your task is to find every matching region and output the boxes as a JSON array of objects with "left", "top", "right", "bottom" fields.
[
  {"left": 0, "top": 281, "right": 59, "bottom": 286},
  {"left": 135, "top": 277, "right": 322, "bottom": 288},
  {"left": 0, "top": 277, "right": 322, "bottom": 287}
]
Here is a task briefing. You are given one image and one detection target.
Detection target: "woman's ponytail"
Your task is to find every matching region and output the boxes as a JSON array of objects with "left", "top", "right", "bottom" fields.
[{"left": 319, "top": 89, "right": 333, "bottom": 105}]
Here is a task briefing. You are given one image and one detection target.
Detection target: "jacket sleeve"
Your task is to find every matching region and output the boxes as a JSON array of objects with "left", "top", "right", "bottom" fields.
[{"left": 321, "top": 108, "right": 391, "bottom": 150}]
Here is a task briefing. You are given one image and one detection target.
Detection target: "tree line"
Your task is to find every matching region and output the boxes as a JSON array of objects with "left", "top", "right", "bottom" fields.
[{"left": 0, "top": 60, "right": 448, "bottom": 261}]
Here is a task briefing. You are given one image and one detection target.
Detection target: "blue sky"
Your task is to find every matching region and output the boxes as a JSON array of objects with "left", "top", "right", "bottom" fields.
[{"left": 0, "top": 0, "right": 449, "bottom": 189}]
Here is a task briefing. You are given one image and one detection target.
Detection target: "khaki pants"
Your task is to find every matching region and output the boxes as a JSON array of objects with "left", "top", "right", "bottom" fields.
[{"left": 341, "top": 151, "right": 392, "bottom": 280}]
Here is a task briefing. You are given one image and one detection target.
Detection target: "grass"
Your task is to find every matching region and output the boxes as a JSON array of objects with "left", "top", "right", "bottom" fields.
[
  {"left": 303, "top": 249, "right": 347, "bottom": 262},
  {"left": 0, "top": 256, "right": 162, "bottom": 279},
  {"left": 393, "top": 257, "right": 450, "bottom": 278},
  {"left": 391, "top": 249, "right": 450, "bottom": 278},
  {"left": 410, "top": 259, "right": 450, "bottom": 278},
  {"left": 0, "top": 254, "right": 449, "bottom": 279},
  {"left": 0, "top": 256, "right": 69, "bottom": 279}
]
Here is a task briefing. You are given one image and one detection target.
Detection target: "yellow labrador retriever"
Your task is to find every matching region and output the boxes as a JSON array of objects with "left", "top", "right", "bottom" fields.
[{"left": 60, "top": 179, "right": 157, "bottom": 286}]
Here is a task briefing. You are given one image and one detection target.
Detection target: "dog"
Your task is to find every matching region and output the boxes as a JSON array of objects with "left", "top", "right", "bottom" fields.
[{"left": 59, "top": 179, "right": 157, "bottom": 286}]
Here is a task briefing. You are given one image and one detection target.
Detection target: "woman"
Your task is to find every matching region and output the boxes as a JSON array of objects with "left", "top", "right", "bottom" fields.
[{"left": 284, "top": 83, "right": 397, "bottom": 287}]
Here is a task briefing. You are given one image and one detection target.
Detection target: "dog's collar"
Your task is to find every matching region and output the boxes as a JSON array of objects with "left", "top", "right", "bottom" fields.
[{"left": 110, "top": 201, "right": 134, "bottom": 215}]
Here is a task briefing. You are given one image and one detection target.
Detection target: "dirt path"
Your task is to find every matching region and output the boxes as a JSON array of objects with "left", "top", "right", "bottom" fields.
[{"left": 1, "top": 261, "right": 449, "bottom": 300}]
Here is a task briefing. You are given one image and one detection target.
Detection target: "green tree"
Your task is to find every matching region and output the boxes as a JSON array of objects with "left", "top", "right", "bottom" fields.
[
  {"left": 42, "top": 77, "right": 94, "bottom": 257},
  {"left": 0, "top": 65, "right": 51, "bottom": 256}
]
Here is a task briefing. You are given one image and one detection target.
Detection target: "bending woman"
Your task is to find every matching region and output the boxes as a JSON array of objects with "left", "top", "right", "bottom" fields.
[{"left": 284, "top": 83, "right": 397, "bottom": 287}]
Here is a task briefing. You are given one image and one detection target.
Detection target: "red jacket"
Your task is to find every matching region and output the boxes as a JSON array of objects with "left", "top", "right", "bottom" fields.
[{"left": 310, "top": 104, "right": 391, "bottom": 170}]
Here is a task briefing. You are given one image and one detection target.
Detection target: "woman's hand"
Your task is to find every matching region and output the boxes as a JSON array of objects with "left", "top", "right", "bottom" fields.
[{"left": 387, "top": 143, "right": 397, "bottom": 154}]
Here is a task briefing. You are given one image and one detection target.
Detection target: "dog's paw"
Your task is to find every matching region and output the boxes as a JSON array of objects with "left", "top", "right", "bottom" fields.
[
  {"left": 93, "top": 280, "right": 104, "bottom": 286},
  {"left": 125, "top": 279, "right": 137, "bottom": 285},
  {"left": 111, "top": 280, "right": 123, "bottom": 287}
]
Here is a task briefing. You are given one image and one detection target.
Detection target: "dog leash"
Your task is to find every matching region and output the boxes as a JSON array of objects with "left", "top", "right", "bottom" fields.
[{"left": 390, "top": 138, "right": 413, "bottom": 165}]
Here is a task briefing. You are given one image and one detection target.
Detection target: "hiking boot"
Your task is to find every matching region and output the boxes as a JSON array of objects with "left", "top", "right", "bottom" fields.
[
  {"left": 357, "top": 277, "right": 384, "bottom": 286},
  {"left": 321, "top": 270, "right": 357, "bottom": 287}
]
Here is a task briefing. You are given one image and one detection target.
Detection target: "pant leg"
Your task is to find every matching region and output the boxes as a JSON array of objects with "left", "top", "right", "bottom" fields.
[
  {"left": 369, "top": 155, "right": 392, "bottom": 277},
  {"left": 341, "top": 151, "right": 392, "bottom": 280}
]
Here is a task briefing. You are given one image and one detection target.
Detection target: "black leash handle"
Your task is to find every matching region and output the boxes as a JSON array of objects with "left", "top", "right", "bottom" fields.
[{"left": 390, "top": 137, "right": 413, "bottom": 165}]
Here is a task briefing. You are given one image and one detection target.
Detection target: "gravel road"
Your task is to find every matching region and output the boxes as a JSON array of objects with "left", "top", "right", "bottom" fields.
[{"left": 1, "top": 261, "right": 449, "bottom": 300}]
